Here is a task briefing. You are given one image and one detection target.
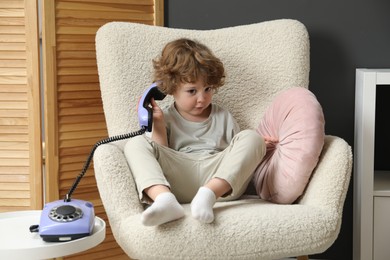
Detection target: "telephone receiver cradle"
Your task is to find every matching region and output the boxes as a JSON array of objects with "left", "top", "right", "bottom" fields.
[{"left": 34, "top": 83, "right": 165, "bottom": 242}]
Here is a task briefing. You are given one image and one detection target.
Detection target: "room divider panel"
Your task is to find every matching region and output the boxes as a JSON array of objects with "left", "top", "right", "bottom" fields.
[
  {"left": 42, "top": 1, "right": 163, "bottom": 258},
  {"left": 0, "top": 0, "right": 42, "bottom": 212}
]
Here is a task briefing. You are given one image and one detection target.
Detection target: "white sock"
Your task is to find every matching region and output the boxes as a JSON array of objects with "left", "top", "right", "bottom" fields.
[
  {"left": 191, "top": 187, "right": 217, "bottom": 223},
  {"left": 141, "top": 192, "right": 184, "bottom": 226}
]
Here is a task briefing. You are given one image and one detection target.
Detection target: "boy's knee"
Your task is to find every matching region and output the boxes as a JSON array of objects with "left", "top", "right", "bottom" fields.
[
  {"left": 238, "top": 129, "right": 264, "bottom": 143},
  {"left": 237, "top": 129, "right": 266, "bottom": 154},
  {"left": 124, "top": 135, "right": 149, "bottom": 154}
]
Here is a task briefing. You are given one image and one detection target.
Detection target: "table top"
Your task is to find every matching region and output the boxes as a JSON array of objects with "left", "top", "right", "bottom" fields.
[{"left": 0, "top": 210, "right": 106, "bottom": 260}]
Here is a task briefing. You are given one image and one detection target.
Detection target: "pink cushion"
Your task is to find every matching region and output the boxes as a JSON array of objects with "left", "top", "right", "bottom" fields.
[{"left": 253, "top": 87, "right": 325, "bottom": 204}]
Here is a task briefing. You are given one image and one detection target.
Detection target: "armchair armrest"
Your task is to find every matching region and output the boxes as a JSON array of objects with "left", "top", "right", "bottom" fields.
[
  {"left": 94, "top": 142, "right": 144, "bottom": 225},
  {"left": 299, "top": 135, "right": 353, "bottom": 213}
]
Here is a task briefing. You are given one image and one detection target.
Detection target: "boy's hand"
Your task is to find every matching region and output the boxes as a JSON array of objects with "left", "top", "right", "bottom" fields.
[
  {"left": 150, "top": 98, "right": 168, "bottom": 146},
  {"left": 150, "top": 98, "right": 164, "bottom": 123}
]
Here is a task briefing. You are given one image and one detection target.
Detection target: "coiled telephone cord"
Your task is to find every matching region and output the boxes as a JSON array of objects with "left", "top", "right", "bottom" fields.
[{"left": 64, "top": 127, "right": 147, "bottom": 202}]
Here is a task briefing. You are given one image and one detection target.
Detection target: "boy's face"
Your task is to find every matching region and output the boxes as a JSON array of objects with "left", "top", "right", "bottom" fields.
[{"left": 173, "top": 78, "right": 213, "bottom": 122}]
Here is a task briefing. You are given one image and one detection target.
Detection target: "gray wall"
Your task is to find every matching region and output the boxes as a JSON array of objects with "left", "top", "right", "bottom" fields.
[{"left": 164, "top": 0, "right": 390, "bottom": 259}]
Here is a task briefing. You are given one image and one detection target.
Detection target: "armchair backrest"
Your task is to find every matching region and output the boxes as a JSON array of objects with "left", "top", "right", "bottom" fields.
[{"left": 95, "top": 19, "right": 310, "bottom": 136}]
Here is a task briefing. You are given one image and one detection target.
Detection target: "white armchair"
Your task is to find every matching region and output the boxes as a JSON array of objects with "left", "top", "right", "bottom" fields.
[{"left": 94, "top": 19, "right": 352, "bottom": 260}]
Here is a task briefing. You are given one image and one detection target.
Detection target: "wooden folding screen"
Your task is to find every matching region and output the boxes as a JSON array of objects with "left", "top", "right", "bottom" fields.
[
  {"left": 0, "top": 0, "right": 42, "bottom": 212},
  {"left": 42, "top": 0, "right": 163, "bottom": 259}
]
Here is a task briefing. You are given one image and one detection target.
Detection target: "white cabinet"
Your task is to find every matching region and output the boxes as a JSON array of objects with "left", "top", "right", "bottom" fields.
[{"left": 354, "top": 69, "right": 390, "bottom": 260}]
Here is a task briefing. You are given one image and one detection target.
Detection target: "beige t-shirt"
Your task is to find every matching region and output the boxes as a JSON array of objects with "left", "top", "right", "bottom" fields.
[{"left": 163, "top": 103, "right": 240, "bottom": 155}]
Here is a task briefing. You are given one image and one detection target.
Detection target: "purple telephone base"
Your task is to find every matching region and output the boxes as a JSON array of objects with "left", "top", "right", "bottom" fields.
[{"left": 39, "top": 199, "right": 95, "bottom": 242}]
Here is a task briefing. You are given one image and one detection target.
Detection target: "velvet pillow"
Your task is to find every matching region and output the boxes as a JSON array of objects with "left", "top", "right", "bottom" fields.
[{"left": 253, "top": 87, "right": 325, "bottom": 204}]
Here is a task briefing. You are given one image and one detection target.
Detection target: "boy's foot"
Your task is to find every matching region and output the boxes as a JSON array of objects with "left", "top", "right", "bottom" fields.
[
  {"left": 141, "top": 192, "right": 184, "bottom": 226},
  {"left": 191, "top": 187, "right": 216, "bottom": 223}
]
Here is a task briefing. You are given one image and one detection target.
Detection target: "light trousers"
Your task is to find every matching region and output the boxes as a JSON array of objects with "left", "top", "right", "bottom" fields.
[{"left": 124, "top": 129, "right": 266, "bottom": 203}]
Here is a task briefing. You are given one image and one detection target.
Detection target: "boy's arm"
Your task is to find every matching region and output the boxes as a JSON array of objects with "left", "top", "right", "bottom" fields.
[{"left": 150, "top": 98, "right": 168, "bottom": 147}]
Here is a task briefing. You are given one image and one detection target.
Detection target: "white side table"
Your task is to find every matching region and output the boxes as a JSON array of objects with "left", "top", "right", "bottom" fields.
[{"left": 0, "top": 210, "right": 106, "bottom": 260}]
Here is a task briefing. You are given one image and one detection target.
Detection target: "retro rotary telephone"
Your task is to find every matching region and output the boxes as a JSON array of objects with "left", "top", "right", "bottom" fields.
[{"left": 30, "top": 82, "right": 166, "bottom": 242}]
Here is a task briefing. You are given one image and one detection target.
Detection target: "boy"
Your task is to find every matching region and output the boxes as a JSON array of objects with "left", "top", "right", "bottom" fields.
[{"left": 124, "top": 38, "right": 265, "bottom": 226}]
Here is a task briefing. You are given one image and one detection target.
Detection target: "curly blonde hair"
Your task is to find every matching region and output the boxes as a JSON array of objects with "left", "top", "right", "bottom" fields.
[{"left": 153, "top": 38, "right": 225, "bottom": 94}]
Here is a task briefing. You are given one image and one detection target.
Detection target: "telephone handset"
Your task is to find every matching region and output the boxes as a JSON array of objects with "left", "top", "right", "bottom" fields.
[
  {"left": 138, "top": 82, "right": 166, "bottom": 132},
  {"left": 30, "top": 83, "right": 165, "bottom": 242}
]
